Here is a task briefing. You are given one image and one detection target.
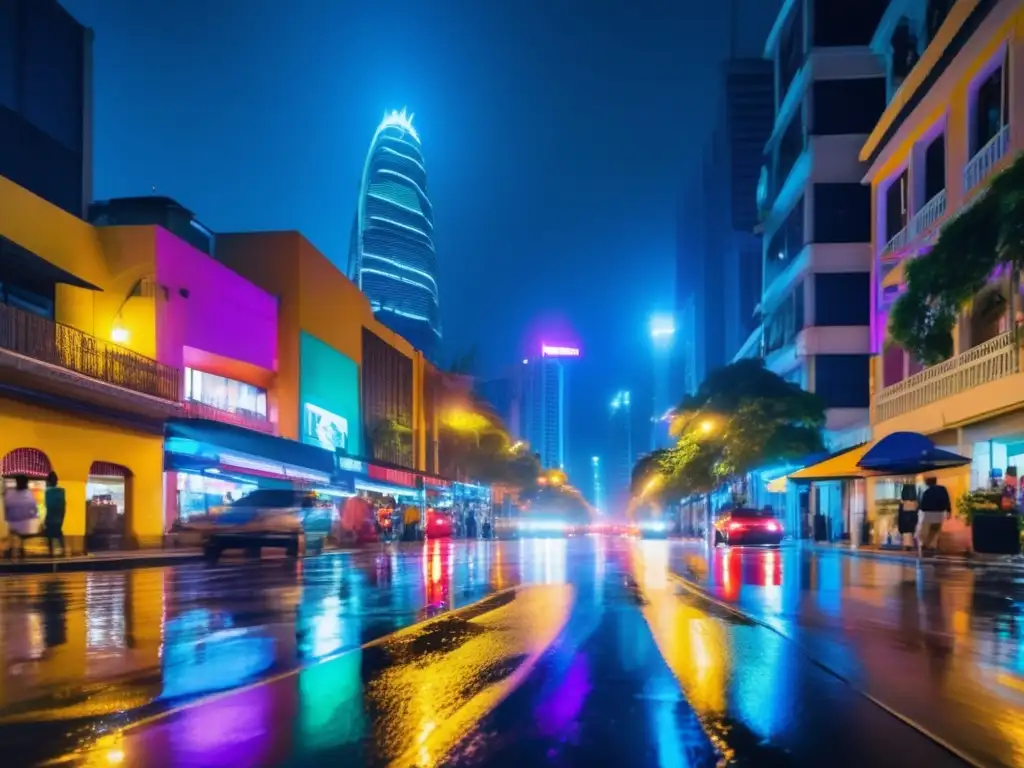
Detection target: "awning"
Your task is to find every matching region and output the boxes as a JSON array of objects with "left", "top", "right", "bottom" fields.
[
  {"left": 789, "top": 431, "right": 971, "bottom": 482},
  {"left": 788, "top": 442, "right": 875, "bottom": 482},
  {"left": 165, "top": 418, "right": 336, "bottom": 477}
]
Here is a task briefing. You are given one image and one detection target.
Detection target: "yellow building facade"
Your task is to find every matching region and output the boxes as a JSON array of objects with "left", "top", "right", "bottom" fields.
[
  {"left": 0, "top": 177, "right": 176, "bottom": 551},
  {"left": 864, "top": 0, "right": 1024, "bottom": 498}
]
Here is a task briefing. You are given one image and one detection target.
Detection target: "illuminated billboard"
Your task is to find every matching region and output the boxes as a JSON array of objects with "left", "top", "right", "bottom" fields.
[
  {"left": 541, "top": 344, "right": 580, "bottom": 358},
  {"left": 299, "top": 332, "right": 361, "bottom": 456}
]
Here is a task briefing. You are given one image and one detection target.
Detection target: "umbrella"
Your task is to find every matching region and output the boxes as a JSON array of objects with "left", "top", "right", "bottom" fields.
[{"left": 857, "top": 431, "right": 970, "bottom": 475}]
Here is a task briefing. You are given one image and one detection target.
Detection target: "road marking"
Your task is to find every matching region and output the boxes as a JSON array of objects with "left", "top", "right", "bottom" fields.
[{"left": 667, "top": 571, "right": 984, "bottom": 768}]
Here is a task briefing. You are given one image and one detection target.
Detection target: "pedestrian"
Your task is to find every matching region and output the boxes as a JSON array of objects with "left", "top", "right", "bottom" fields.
[
  {"left": 917, "top": 476, "right": 950, "bottom": 557},
  {"left": 4, "top": 475, "right": 39, "bottom": 560},
  {"left": 44, "top": 471, "right": 66, "bottom": 557},
  {"left": 897, "top": 482, "right": 918, "bottom": 551}
]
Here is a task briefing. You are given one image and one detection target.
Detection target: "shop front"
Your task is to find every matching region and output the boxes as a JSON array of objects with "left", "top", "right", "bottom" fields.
[{"left": 163, "top": 419, "right": 352, "bottom": 534}]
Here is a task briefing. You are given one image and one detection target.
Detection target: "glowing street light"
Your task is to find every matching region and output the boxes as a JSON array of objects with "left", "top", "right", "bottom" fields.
[
  {"left": 700, "top": 419, "right": 716, "bottom": 435},
  {"left": 649, "top": 314, "right": 676, "bottom": 341}
]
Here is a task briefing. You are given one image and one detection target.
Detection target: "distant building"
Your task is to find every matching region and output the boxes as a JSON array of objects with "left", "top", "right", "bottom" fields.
[
  {"left": 590, "top": 455, "right": 605, "bottom": 513},
  {"left": 348, "top": 109, "right": 442, "bottom": 362},
  {"left": 0, "top": 0, "right": 93, "bottom": 218},
  {"left": 522, "top": 345, "right": 578, "bottom": 470},
  {"left": 607, "top": 391, "right": 633, "bottom": 513}
]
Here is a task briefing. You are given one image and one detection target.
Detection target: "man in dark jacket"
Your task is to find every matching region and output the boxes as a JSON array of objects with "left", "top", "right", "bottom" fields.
[
  {"left": 44, "top": 471, "right": 66, "bottom": 557},
  {"left": 917, "top": 476, "right": 950, "bottom": 556}
]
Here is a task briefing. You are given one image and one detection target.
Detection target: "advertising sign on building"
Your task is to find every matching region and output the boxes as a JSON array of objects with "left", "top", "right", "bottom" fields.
[{"left": 304, "top": 403, "right": 348, "bottom": 452}]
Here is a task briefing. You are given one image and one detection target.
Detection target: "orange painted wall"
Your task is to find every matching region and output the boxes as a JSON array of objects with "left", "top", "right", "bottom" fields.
[{"left": 216, "top": 231, "right": 428, "bottom": 468}]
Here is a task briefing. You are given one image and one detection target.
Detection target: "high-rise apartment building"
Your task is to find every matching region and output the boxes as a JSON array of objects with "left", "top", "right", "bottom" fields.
[
  {"left": 349, "top": 109, "right": 442, "bottom": 362},
  {"left": 522, "top": 345, "right": 578, "bottom": 470},
  {"left": 752, "top": 0, "right": 888, "bottom": 448},
  {"left": 0, "top": 0, "right": 92, "bottom": 218}
]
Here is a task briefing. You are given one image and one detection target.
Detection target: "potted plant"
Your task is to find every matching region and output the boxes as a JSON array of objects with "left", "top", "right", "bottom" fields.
[{"left": 960, "top": 489, "right": 1020, "bottom": 555}]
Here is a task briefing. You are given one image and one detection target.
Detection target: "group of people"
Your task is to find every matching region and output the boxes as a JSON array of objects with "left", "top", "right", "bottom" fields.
[
  {"left": 2, "top": 472, "right": 66, "bottom": 559},
  {"left": 896, "top": 476, "right": 953, "bottom": 556}
]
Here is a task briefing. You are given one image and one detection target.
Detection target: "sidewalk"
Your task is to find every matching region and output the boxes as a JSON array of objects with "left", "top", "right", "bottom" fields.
[{"left": 804, "top": 540, "right": 1024, "bottom": 571}]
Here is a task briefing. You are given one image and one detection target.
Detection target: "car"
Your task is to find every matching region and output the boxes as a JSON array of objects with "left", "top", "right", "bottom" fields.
[
  {"left": 713, "top": 507, "right": 783, "bottom": 547},
  {"left": 517, "top": 517, "right": 585, "bottom": 537},
  {"left": 425, "top": 508, "right": 453, "bottom": 538},
  {"left": 636, "top": 518, "right": 670, "bottom": 539}
]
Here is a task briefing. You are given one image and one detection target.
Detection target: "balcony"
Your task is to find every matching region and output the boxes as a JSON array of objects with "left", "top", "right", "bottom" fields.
[
  {"left": 909, "top": 188, "right": 947, "bottom": 238},
  {"left": 963, "top": 124, "right": 1010, "bottom": 194},
  {"left": 0, "top": 301, "right": 181, "bottom": 405},
  {"left": 183, "top": 400, "right": 276, "bottom": 434},
  {"left": 880, "top": 190, "right": 947, "bottom": 259},
  {"left": 873, "top": 330, "right": 1019, "bottom": 424}
]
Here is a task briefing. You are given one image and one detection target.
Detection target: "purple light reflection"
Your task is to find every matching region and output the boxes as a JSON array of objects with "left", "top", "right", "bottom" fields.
[{"left": 533, "top": 653, "right": 591, "bottom": 737}]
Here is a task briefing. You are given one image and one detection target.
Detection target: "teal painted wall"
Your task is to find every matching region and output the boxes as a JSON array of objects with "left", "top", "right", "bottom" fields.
[{"left": 299, "top": 331, "right": 361, "bottom": 456}]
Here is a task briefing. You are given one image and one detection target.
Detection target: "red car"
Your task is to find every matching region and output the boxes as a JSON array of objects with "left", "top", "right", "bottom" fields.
[
  {"left": 713, "top": 507, "right": 783, "bottom": 547},
  {"left": 425, "top": 508, "right": 453, "bottom": 538}
]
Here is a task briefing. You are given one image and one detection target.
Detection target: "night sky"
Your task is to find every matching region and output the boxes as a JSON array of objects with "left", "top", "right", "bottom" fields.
[{"left": 63, "top": 0, "right": 779, "bottom": 484}]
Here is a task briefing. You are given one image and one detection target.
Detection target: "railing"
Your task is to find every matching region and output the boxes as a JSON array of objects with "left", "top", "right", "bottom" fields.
[
  {"left": 882, "top": 224, "right": 909, "bottom": 256},
  {"left": 183, "top": 400, "right": 276, "bottom": 434},
  {"left": 963, "top": 124, "right": 1010, "bottom": 193},
  {"left": 909, "top": 188, "right": 947, "bottom": 238},
  {"left": 873, "top": 330, "right": 1019, "bottom": 423},
  {"left": 881, "top": 189, "right": 948, "bottom": 258},
  {"left": 0, "top": 301, "right": 181, "bottom": 402}
]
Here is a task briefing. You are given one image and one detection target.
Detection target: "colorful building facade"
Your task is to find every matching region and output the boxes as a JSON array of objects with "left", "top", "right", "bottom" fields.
[{"left": 864, "top": 0, "right": 1024, "bottom": 504}]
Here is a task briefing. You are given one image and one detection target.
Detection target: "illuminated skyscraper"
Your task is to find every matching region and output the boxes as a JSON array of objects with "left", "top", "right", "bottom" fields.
[
  {"left": 349, "top": 109, "right": 441, "bottom": 360},
  {"left": 522, "top": 345, "right": 579, "bottom": 470}
]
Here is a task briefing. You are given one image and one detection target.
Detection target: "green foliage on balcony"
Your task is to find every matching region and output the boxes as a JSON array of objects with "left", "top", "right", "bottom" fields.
[{"left": 889, "top": 152, "right": 1024, "bottom": 365}]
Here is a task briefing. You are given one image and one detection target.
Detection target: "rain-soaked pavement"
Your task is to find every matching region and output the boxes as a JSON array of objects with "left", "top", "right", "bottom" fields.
[{"left": 0, "top": 537, "right": 1018, "bottom": 766}]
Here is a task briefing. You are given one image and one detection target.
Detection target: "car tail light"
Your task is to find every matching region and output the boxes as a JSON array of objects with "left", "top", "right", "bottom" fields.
[
  {"left": 728, "top": 521, "right": 745, "bottom": 531},
  {"left": 764, "top": 521, "right": 781, "bottom": 532}
]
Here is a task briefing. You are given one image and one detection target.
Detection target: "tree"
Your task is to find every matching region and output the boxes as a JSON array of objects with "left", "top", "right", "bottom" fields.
[
  {"left": 889, "top": 152, "right": 1024, "bottom": 364},
  {"left": 641, "top": 359, "right": 825, "bottom": 499}
]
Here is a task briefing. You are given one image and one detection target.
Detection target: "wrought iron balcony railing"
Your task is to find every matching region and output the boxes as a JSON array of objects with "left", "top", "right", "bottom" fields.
[{"left": 0, "top": 301, "right": 181, "bottom": 402}]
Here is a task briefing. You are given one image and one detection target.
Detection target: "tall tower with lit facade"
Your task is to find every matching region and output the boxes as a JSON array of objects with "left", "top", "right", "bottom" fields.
[
  {"left": 522, "top": 344, "right": 579, "bottom": 471},
  {"left": 349, "top": 109, "right": 441, "bottom": 361}
]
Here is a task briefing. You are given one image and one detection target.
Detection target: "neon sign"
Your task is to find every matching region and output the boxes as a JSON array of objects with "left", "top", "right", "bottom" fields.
[{"left": 541, "top": 344, "right": 580, "bottom": 357}]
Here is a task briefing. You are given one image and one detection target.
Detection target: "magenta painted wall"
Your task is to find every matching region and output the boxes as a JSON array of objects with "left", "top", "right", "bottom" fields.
[{"left": 154, "top": 228, "right": 278, "bottom": 374}]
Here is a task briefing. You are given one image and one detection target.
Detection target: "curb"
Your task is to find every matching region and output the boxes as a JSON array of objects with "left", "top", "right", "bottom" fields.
[
  {"left": 0, "top": 551, "right": 206, "bottom": 574},
  {"left": 804, "top": 543, "right": 1024, "bottom": 572},
  {"left": 668, "top": 569, "right": 984, "bottom": 768}
]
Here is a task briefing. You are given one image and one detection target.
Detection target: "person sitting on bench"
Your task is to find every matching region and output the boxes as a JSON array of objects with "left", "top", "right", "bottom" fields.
[{"left": 4, "top": 474, "right": 39, "bottom": 560}]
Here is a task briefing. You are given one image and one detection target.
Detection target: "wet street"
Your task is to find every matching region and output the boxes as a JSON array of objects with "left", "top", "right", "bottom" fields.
[{"left": 0, "top": 539, "right": 1020, "bottom": 766}]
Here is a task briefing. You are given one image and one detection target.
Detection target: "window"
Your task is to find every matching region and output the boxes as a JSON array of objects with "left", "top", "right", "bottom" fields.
[
  {"left": 884, "top": 171, "right": 909, "bottom": 241},
  {"left": 776, "top": 114, "right": 804, "bottom": 191},
  {"left": 764, "top": 282, "right": 805, "bottom": 356},
  {"left": 972, "top": 51, "right": 1009, "bottom": 154},
  {"left": 815, "top": 355, "right": 870, "bottom": 408},
  {"left": 923, "top": 133, "right": 946, "bottom": 203},
  {"left": 813, "top": 0, "right": 888, "bottom": 47},
  {"left": 811, "top": 78, "right": 887, "bottom": 136},
  {"left": 778, "top": 5, "right": 805, "bottom": 103},
  {"left": 184, "top": 368, "right": 268, "bottom": 418},
  {"left": 814, "top": 184, "right": 871, "bottom": 244},
  {"left": 765, "top": 197, "right": 805, "bottom": 286},
  {"left": 814, "top": 273, "right": 870, "bottom": 326}
]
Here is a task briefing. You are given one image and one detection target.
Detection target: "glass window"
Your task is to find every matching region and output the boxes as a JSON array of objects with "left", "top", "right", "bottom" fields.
[
  {"left": 813, "top": 0, "right": 888, "bottom": 47},
  {"left": 184, "top": 368, "right": 268, "bottom": 418},
  {"left": 923, "top": 133, "right": 946, "bottom": 202},
  {"left": 811, "top": 78, "right": 886, "bottom": 136},
  {"left": 814, "top": 273, "right": 870, "bottom": 326},
  {"left": 814, "top": 183, "right": 872, "bottom": 244},
  {"left": 815, "top": 355, "right": 870, "bottom": 408},
  {"left": 972, "top": 52, "right": 1008, "bottom": 154}
]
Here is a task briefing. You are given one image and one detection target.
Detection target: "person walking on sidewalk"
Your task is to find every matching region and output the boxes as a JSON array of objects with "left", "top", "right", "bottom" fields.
[
  {"left": 44, "top": 472, "right": 66, "bottom": 557},
  {"left": 4, "top": 474, "right": 39, "bottom": 560},
  {"left": 917, "top": 476, "right": 951, "bottom": 557}
]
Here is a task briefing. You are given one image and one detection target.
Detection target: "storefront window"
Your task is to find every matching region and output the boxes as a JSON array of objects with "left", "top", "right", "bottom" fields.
[
  {"left": 176, "top": 472, "right": 258, "bottom": 521},
  {"left": 185, "top": 368, "right": 268, "bottom": 419}
]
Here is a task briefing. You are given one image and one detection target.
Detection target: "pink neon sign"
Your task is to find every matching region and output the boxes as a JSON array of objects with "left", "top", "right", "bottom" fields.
[{"left": 541, "top": 344, "right": 580, "bottom": 357}]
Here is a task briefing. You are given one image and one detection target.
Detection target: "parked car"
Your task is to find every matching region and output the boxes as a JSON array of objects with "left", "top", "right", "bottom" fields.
[{"left": 713, "top": 507, "right": 783, "bottom": 547}]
